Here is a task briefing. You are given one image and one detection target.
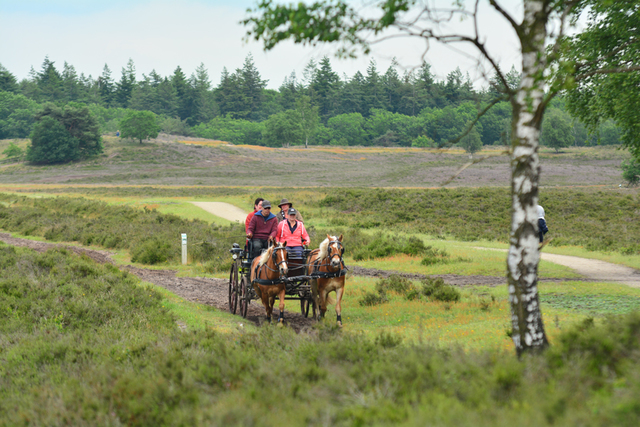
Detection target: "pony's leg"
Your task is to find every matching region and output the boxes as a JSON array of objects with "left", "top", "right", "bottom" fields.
[
  {"left": 261, "top": 291, "right": 273, "bottom": 324},
  {"left": 267, "top": 294, "right": 276, "bottom": 324},
  {"left": 310, "top": 278, "right": 320, "bottom": 321},
  {"left": 335, "top": 285, "right": 345, "bottom": 327},
  {"left": 318, "top": 284, "right": 328, "bottom": 319},
  {"left": 277, "top": 287, "right": 286, "bottom": 325}
]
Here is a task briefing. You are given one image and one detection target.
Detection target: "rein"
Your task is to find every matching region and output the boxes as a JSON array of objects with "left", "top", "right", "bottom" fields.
[
  {"left": 253, "top": 245, "right": 288, "bottom": 286},
  {"left": 311, "top": 240, "right": 347, "bottom": 278}
]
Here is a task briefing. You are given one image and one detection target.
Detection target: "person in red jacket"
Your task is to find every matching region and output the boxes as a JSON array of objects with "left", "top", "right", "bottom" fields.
[
  {"left": 246, "top": 200, "right": 278, "bottom": 259},
  {"left": 276, "top": 207, "right": 310, "bottom": 258},
  {"left": 245, "top": 197, "right": 264, "bottom": 233}
]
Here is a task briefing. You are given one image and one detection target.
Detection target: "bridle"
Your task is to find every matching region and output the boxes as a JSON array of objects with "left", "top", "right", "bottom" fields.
[{"left": 259, "top": 245, "right": 288, "bottom": 279}]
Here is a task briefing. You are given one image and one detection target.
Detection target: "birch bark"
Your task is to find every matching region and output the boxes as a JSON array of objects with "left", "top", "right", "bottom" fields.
[{"left": 507, "top": 0, "right": 550, "bottom": 355}]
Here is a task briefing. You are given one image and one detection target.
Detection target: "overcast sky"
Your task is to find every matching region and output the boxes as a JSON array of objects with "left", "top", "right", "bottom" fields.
[{"left": 0, "top": 0, "right": 523, "bottom": 90}]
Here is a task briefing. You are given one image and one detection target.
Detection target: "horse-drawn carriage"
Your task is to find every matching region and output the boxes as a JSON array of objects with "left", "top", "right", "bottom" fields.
[{"left": 227, "top": 235, "right": 347, "bottom": 325}]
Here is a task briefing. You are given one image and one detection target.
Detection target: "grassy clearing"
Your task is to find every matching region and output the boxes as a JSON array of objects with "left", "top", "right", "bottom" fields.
[{"left": 3, "top": 243, "right": 640, "bottom": 425}]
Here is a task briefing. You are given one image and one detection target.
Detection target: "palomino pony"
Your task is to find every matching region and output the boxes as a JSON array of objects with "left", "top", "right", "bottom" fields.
[
  {"left": 250, "top": 238, "right": 289, "bottom": 324},
  {"left": 307, "top": 234, "right": 347, "bottom": 326}
]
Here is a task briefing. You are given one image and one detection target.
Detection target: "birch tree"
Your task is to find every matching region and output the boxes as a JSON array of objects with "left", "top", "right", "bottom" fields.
[{"left": 243, "top": 0, "right": 640, "bottom": 355}]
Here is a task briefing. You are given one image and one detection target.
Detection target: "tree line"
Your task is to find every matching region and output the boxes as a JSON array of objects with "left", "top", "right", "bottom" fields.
[{"left": 0, "top": 54, "right": 622, "bottom": 151}]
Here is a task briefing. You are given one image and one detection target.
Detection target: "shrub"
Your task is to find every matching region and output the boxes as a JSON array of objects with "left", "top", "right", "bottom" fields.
[
  {"left": 2, "top": 141, "right": 23, "bottom": 158},
  {"left": 420, "top": 277, "right": 461, "bottom": 302},
  {"left": 27, "top": 116, "right": 80, "bottom": 164},
  {"left": 359, "top": 289, "right": 388, "bottom": 306},
  {"left": 130, "top": 238, "right": 173, "bottom": 264},
  {"left": 421, "top": 246, "right": 451, "bottom": 265},
  {"left": 378, "top": 274, "right": 415, "bottom": 295},
  {"left": 621, "top": 158, "right": 640, "bottom": 186}
]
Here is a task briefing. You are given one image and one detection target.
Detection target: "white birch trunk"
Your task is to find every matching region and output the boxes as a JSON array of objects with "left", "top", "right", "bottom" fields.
[{"left": 508, "top": 0, "right": 549, "bottom": 355}]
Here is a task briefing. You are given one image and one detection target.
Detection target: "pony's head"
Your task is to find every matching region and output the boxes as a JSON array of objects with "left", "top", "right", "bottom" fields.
[
  {"left": 319, "top": 234, "right": 344, "bottom": 269},
  {"left": 272, "top": 238, "right": 288, "bottom": 277},
  {"left": 258, "top": 238, "right": 288, "bottom": 277}
]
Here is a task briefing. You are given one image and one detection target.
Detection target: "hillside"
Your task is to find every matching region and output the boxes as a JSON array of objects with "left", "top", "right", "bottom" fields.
[{"left": 0, "top": 134, "right": 630, "bottom": 187}]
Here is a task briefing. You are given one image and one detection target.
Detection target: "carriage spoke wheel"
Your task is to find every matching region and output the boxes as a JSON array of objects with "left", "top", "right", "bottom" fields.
[
  {"left": 228, "top": 262, "right": 239, "bottom": 314},
  {"left": 239, "top": 277, "right": 250, "bottom": 319}
]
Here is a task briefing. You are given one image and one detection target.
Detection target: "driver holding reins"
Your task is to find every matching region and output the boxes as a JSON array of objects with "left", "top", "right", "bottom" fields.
[
  {"left": 276, "top": 207, "right": 310, "bottom": 259},
  {"left": 246, "top": 200, "right": 278, "bottom": 259}
]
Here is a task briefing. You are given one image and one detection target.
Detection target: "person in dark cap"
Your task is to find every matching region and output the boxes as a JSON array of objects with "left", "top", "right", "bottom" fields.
[
  {"left": 246, "top": 200, "right": 278, "bottom": 259},
  {"left": 276, "top": 207, "right": 310, "bottom": 258},
  {"left": 276, "top": 198, "right": 304, "bottom": 223}
]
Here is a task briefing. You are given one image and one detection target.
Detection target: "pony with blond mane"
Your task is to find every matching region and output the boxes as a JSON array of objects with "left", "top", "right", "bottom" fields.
[
  {"left": 307, "top": 234, "right": 347, "bottom": 326},
  {"left": 250, "top": 238, "right": 288, "bottom": 324}
]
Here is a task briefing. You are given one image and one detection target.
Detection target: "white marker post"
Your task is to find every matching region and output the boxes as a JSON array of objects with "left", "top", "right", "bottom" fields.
[{"left": 181, "top": 233, "right": 187, "bottom": 265}]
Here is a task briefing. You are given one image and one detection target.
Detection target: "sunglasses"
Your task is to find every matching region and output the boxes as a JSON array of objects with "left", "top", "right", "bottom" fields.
[{"left": 263, "top": 207, "right": 271, "bottom": 210}]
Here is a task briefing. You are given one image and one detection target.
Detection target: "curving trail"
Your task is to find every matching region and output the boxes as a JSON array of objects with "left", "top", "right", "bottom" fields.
[
  {"left": 472, "top": 246, "right": 640, "bottom": 288},
  {"left": 189, "top": 202, "right": 247, "bottom": 223}
]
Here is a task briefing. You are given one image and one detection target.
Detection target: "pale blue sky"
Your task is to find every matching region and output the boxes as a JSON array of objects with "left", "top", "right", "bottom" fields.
[{"left": 0, "top": 0, "right": 521, "bottom": 89}]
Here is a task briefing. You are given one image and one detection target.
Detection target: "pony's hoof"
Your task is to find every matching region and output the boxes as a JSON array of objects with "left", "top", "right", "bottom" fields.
[
  {"left": 277, "top": 321, "right": 284, "bottom": 327},
  {"left": 337, "top": 321, "right": 343, "bottom": 328}
]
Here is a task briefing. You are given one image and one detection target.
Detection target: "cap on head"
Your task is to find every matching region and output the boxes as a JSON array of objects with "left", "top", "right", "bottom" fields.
[
  {"left": 278, "top": 198, "right": 292, "bottom": 207},
  {"left": 287, "top": 208, "right": 297, "bottom": 215},
  {"left": 262, "top": 200, "right": 272, "bottom": 209}
]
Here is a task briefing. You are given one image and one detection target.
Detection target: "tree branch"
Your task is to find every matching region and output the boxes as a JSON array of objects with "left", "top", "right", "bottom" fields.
[{"left": 440, "top": 149, "right": 511, "bottom": 187}]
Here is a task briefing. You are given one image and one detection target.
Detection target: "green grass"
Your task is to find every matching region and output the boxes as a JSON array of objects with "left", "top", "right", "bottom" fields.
[{"left": 4, "top": 243, "right": 640, "bottom": 425}]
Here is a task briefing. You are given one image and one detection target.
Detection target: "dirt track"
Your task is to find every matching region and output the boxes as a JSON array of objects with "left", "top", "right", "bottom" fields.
[{"left": 3, "top": 232, "right": 639, "bottom": 331}]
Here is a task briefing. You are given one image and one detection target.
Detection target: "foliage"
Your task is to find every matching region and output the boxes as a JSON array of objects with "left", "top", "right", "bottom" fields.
[
  {"left": 2, "top": 142, "right": 23, "bottom": 158},
  {"left": 3, "top": 244, "right": 640, "bottom": 425},
  {"left": 459, "top": 123, "right": 483, "bottom": 154},
  {"left": 35, "top": 103, "right": 103, "bottom": 158},
  {"left": 0, "top": 195, "right": 244, "bottom": 268},
  {"left": 542, "top": 108, "right": 573, "bottom": 152},
  {"left": 26, "top": 116, "right": 80, "bottom": 164},
  {"left": 119, "top": 110, "right": 160, "bottom": 143},
  {"left": 319, "top": 187, "right": 640, "bottom": 254},
  {"left": 563, "top": 0, "right": 640, "bottom": 160},
  {"left": 621, "top": 159, "right": 640, "bottom": 187},
  {"left": 193, "top": 115, "right": 264, "bottom": 145},
  {"left": 159, "top": 116, "right": 193, "bottom": 136},
  {"left": 420, "top": 277, "right": 461, "bottom": 302},
  {"left": 411, "top": 135, "right": 435, "bottom": 148},
  {"left": 130, "top": 238, "right": 173, "bottom": 264},
  {"left": 262, "top": 109, "right": 302, "bottom": 147},
  {"left": 0, "top": 91, "right": 40, "bottom": 139}
]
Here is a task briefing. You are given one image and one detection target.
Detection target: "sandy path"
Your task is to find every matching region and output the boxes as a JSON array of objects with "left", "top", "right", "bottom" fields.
[
  {"left": 540, "top": 253, "right": 640, "bottom": 288},
  {"left": 473, "top": 247, "right": 640, "bottom": 288},
  {"left": 190, "top": 202, "right": 247, "bottom": 223}
]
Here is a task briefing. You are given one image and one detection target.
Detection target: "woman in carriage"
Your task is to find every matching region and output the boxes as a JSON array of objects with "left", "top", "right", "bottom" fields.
[{"left": 276, "top": 207, "right": 310, "bottom": 259}]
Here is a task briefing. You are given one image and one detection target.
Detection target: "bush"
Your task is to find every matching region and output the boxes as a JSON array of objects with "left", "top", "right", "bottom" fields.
[
  {"left": 622, "top": 158, "right": 640, "bottom": 186},
  {"left": 2, "top": 141, "right": 23, "bottom": 158},
  {"left": 26, "top": 116, "right": 80, "bottom": 164},
  {"left": 378, "top": 274, "right": 415, "bottom": 295},
  {"left": 130, "top": 238, "right": 173, "bottom": 264},
  {"left": 420, "top": 277, "right": 461, "bottom": 302},
  {"left": 421, "top": 246, "right": 451, "bottom": 265},
  {"left": 358, "top": 289, "right": 388, "bottom": 306}
]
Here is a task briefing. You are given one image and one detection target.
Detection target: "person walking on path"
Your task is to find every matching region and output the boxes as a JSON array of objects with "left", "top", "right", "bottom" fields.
[
  {"left": 537, "top": 204, "right": 549, "bottom": 243},
  {"left": 247, "top": 200, "right": 278, "bottom": 259},
  {"left": 276, "top": 207, "right": 310, "bottom": 258},
  {"left": 276, "top": 198, "right": 304, "bottom": 222}
]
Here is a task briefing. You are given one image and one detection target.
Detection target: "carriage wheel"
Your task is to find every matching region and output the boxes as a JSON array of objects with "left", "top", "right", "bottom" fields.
[
  {"left": 228, "top": 262, "right": 239, "bottom": 314},
  {"left": 239, "top": 277, "right": 250, "bottom": 319}
]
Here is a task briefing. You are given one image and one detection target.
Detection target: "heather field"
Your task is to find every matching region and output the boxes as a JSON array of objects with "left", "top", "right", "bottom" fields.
[{"left": 1, "top": 140, "right": 640, "bottom": 425}]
